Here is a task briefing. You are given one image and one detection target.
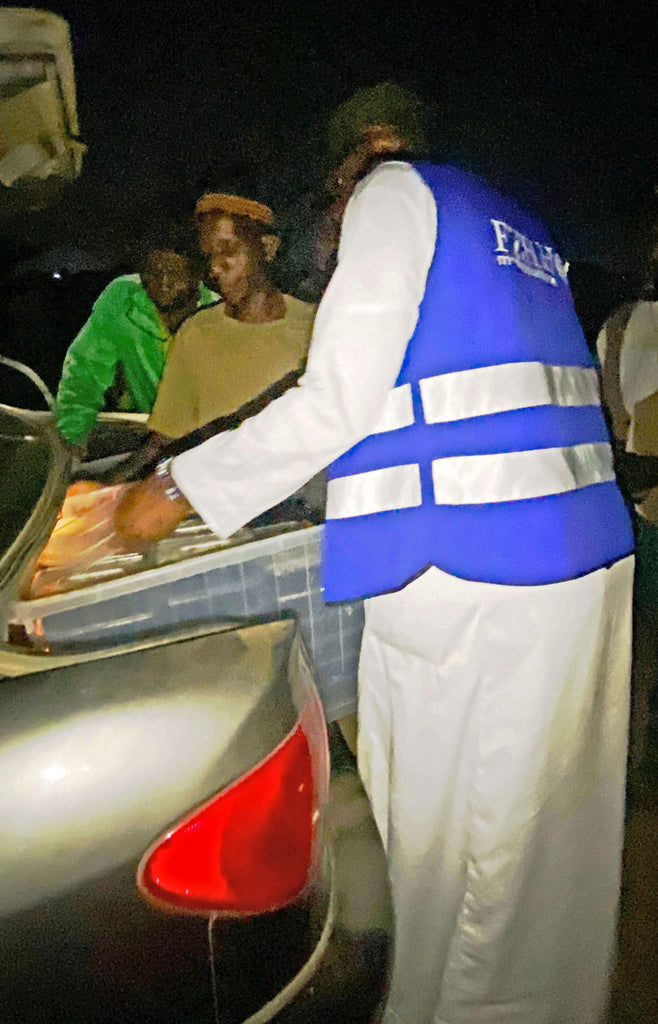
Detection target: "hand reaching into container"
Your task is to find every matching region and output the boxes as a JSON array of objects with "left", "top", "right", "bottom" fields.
[
  {"left": 36, "top": 481, "right": 134, "bottom": 569},
  {"left": 29, "top": 481, "right": 150, "bottom": 599},
  {"left": 113, "top": 463, "right": 193, "bottom": 543}
]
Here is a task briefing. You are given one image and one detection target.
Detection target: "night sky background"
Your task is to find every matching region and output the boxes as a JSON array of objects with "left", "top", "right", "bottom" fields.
[
  {"left": 1, "top": 0, "right": 657, "bottom": 397},
  {"left": 5, "top": 2, "right": 657, "bottom": 265}
]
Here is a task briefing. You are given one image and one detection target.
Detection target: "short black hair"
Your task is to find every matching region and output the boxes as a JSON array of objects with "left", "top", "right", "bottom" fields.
[{"left": 132, "top": 221, "right": 203, "bottom": 278}]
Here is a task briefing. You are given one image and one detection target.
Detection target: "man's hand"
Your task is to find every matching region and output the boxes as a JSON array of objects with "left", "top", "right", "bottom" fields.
[{"left": 113, "top": 472, "right": 192, "bottom": 543}]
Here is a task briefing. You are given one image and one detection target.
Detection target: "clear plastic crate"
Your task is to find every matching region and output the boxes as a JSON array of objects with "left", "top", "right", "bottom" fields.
[{"left": 10, "top": 525, "right": 363, "bottom": 722}]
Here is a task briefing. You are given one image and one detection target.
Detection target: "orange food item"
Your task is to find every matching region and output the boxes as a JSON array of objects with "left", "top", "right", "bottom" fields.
[
  {"left": 36, "top": 483, "right": 128, "bottom": 569},
  {"left": 66, "top": 480, "right": 101, "bottom": 497}
]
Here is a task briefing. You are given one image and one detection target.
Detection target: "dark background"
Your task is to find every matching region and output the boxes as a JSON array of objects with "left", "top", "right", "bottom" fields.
[{"left": 1, "top": 0, "right": 657, "bottom": 403}]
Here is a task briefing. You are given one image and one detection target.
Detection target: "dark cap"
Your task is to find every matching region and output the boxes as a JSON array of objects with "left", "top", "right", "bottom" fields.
[{"left": 326, "top": 82, "right": 428, "bottom": 166}]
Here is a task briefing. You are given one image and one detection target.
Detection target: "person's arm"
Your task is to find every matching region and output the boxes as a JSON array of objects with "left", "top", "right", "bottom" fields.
[
  {"left": 91, "top": 369, "right": 304, "bottom": 486},
  {"left": 148, "top": 324, "right": 199, "bottom": 439},
  {"left": 118, "top": 164, "right": 436, "bottom": 541},
  {"left": 610, "top": 393, "right": 658, "bottom": 502},
  {"left": 598, "top": 303, "right": 636, "bottom": 445},
  {"left": 606, "top": 306, "right": 658, "bottom": 499},
  {"left": 632, "top": 392, "right": 658, "bottom": 456},
  {"left": 55, "top": 283, "right": 125, "bottom": 446}
]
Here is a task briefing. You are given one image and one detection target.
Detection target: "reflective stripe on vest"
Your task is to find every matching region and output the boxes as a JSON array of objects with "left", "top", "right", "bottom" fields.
[
  {"left": 431, "top": 442, "right": 613, "bottom": 504},
  {"left": 326, "top": 463, "right": 422, "bottom": 519},
  {"left": 420, "top": 362, "right": 600, "bottom": 423},
  {"left": 327, "top": 360, "right": 610, "bottom": 518},
  {"left": 369, "top": 383, "right": 415, "bottom": 434},
  {"left": 327, "top": 442, "right": 613, "bottom": 517}
]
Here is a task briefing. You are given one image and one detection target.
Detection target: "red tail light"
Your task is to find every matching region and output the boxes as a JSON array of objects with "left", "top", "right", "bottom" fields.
[{"left": 137, "top": 692, "right": 328, "bottom": 916}]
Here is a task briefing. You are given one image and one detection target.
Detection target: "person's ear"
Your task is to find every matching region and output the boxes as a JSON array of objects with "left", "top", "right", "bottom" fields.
[{"left": 261, "top": 234, "right": 280, "bottom": 262}]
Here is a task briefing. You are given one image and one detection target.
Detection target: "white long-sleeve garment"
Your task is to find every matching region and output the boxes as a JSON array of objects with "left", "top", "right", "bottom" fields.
[
  {"left": 172, "top": 162, "right": 437, "bottom": 536},
  {"left": 174, "top": 161, "right": 632, "bottom": 1024},
  {"left": 597, "top": 300, "right": 658, "bottom": 452}
]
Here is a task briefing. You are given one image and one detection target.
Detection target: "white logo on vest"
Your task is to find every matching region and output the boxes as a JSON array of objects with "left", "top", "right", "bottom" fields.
[{"left": 490, "top": 219, "right": 569, "bottom": 287}]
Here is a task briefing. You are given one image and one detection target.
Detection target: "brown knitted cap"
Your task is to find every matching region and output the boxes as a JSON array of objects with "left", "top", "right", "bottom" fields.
[{"left": 194, "top": 193, "right": 275, "bottom": 227}]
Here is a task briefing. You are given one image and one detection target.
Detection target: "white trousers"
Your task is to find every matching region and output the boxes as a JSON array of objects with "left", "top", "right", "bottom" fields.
[{"left": 357, "top": 557, "right": 633, "bottom": 1024}]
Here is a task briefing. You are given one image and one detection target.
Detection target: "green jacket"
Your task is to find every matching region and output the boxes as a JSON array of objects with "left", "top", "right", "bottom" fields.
[{"left": 56, "top": 274, "right": 217, "bottom": 446}]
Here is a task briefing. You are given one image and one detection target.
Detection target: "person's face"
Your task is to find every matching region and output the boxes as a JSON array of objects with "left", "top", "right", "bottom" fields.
[
  {"left": 199, "top": 215, "right": 261, "bottom": 306},
  {"left": 141, "top": 251, "right": 198, "bottom": 312},
  {"left": 326, "top": 124, "right": 409, "bottom": 222}
]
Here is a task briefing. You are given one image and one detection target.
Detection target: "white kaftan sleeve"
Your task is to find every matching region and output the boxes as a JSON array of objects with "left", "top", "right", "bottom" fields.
[
  {"left": 171, "top": 161, "right": 437, "bottom": 538},
  {"left": 620, "top": 303, "right": 658, "bottom": 428}
]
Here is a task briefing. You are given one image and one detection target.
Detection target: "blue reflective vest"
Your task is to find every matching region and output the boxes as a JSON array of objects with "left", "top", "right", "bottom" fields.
[{"left": 323, "top": 163, "right": 634, "bottom": 602}]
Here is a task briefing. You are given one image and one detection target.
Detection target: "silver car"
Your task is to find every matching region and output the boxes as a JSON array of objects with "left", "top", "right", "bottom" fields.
[{"left": 0, "top": 402, "right": 391, "bottom": 1024}]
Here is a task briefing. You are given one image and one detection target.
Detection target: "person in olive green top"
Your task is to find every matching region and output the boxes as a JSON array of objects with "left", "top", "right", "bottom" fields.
[
  {"left": 148, "top": 194, "right": 316, "bottom": 439},
  {"left": 56, "top": 248, "right": 218, "bottom": 448}
]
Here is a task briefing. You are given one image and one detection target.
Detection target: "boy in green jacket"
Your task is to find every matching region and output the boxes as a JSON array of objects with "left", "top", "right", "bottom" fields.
[{"left": 56, "top": 248, "right": 217, "bottom": 449}]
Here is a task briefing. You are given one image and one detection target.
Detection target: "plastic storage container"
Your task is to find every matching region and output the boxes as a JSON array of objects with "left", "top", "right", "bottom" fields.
[{"left": 10, "top": 525, "right": 364, "bottom": 722}]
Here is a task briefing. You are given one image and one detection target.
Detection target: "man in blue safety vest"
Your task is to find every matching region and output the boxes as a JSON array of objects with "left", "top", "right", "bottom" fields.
[{"left": 116, "top": 84, "right": 634, "bottom": 1024}]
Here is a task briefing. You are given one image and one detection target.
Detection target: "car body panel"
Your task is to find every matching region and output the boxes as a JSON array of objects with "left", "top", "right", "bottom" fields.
[
  {"left": 0, "top": 743, "right": 390, "bottom": 1024},
  {"left": 0, "top": 406, "right": 69, "bottom": 634},
  {"left": 0, "top": 402, "right": 392, "bottom": 1023},
  {"left": 0, "top": 621, "right": 300, "bottom": 917}
]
